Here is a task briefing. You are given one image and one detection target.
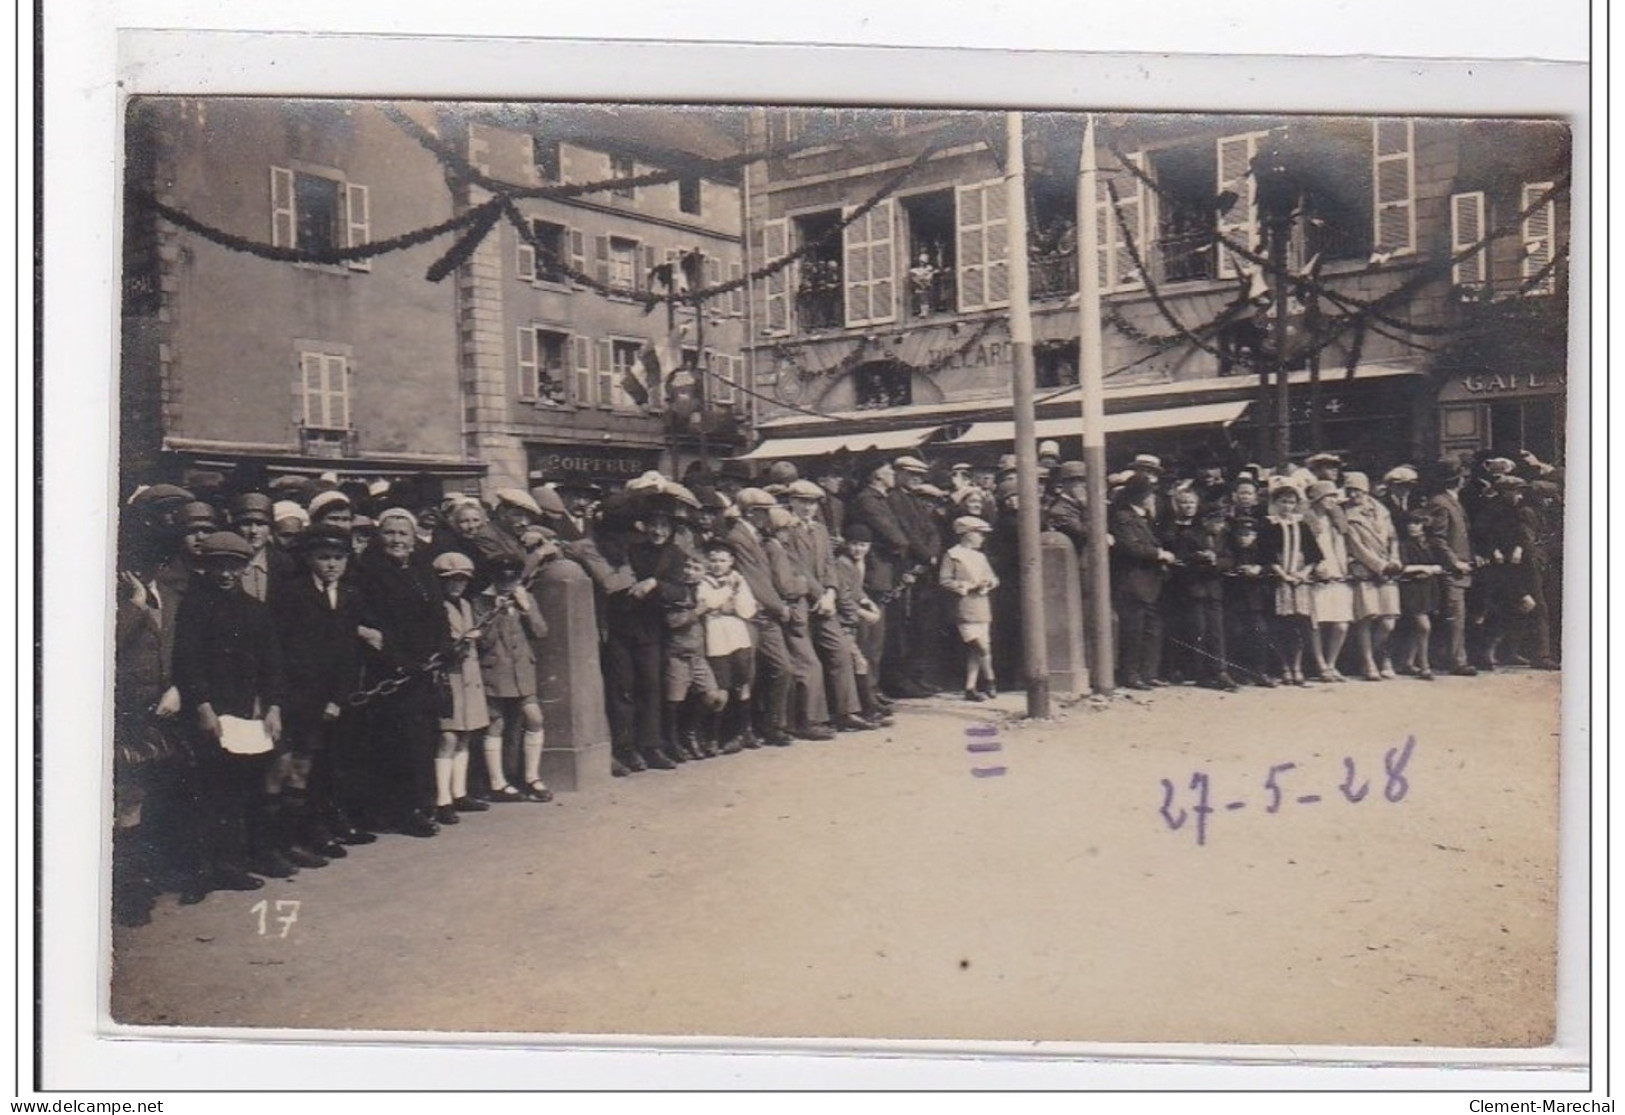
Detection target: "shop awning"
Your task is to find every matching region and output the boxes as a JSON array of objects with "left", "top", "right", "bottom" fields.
[
  {"left": 950, "top": 400, "right": 1249, "bottom": 446},
  {"left": 736, "top": 425, "right": 940, "bottom": 461}
]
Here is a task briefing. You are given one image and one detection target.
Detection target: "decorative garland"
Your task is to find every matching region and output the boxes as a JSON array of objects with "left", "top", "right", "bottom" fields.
[{"left": 129, "top": 188, "right": 504, "bottom": 272}]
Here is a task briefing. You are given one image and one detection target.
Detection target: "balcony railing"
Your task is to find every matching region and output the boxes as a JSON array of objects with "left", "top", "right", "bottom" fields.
[
  {"left": 795, "top": 285, "right": 844, "bottom": 331},
  {"left": 1031, "top": 251, "right": 1078, "bottom": 300}
]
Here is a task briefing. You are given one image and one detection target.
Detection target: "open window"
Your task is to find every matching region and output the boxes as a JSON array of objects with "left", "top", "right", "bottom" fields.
[
  {"left": 793, "top": 209, "right": 844, "bottom": 330},
  {"left": 1294, "top": 120, "right": 1374, "bottom": 264},
  {"left": 517, "top": 327, "right": 571, "bottom": 406},
  {"left": 532, "top": 137, "right": 562, "bottom": 183},
  {"left": 517, "top": 219, "right": 570, "bottom": 284},
  {"left": 679, "top": 176, "right": 702, "bottom": 216},
  {"left": 610, "top": 155, "right": 637, "bottom": 200},
  {"left": 1143, "top": 143, "right": 1215, "bottom": 283},
  {"left": 271, "top": 166, "right": 370, "bottom": 271},
  {"left": 898, "top": 190, "right": 957, "bottom": 317},
  {"left": 1028, "top": 173, "right": 1078, "bottom": 300}
]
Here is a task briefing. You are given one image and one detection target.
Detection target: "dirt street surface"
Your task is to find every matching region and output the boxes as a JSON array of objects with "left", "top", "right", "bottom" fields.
[{"left": 110, "top": 670, "right": 1563, "bottom": 1048}]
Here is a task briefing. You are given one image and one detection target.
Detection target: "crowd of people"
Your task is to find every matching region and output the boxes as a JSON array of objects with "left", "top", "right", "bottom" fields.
[{"left": 111, "top": 439, "right": 1565, "bottom": 926}]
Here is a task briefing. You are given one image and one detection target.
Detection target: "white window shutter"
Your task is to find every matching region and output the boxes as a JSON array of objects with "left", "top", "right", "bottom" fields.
[
  {"left": 344, "top": 184, "right": 371, "bottom": 271},
  {"left": 957, "top": 183, "right": 987, "bottom": 313},
  {"left": 298, "top": 351, "right": 321, "bottom": 426},
  {"left": 571, "top": 335, "right": 592, "bottom": 405},
  {"left": 1216, "top": 134, "right": 1260, "bottom": 279},
  {"left": 983, "top": 179, "right": 1010, "bottom": 307},
  {"left": 594, "top": 235, "right": 611, "bottom": 285},
  {"left": 569, "top": 228, "right": 586, "bottom": 278},
  {"left": 271, "top": 167, "right": 296, "bottom": 249},
  {"left": 763, "top": 219, "right": 789, "bottom": 332},
  {"left": 516, "top": 236, "right": 536, "bottom": 281},
  {"left": 517, "top": 326, "right": 538, "bottom": 399},
  {"left": 333, "top": 355, "right": 352, "bottom": 429},
  {"left": 641, "top": 244, "right": 659, "bottom": 292},
  {"left": 596, "top": 340, "right": 614, "bottom": 407},
  {"left": 1112, "top": 157, "right": 1146, "bottom": 290},
  {"left": 867, "top": 199, "right": 896, "bottom": 324},
  {"left": 1450, "top": 191, "right": 1487, "bottom": 289},
  {"left": 1372, "top": 120, "right": 1416, "bottom": 257},
  {"left": 729, "top": 262, "right": 744, "bottom": 315},
  {"left": 714, "top": 354, "right": 736, "bottom": 404},
  {"left": 1521, "top": 182, "right": 1556, "bottom": 295},
  {"left": 843, "top": 207, "right": 871, "bottom": 325}
]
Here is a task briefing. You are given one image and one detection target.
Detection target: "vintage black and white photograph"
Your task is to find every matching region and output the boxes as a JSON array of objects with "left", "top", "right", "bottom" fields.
[{"left": 104, "top": 95, "right": 1576, "bottom": 1050}]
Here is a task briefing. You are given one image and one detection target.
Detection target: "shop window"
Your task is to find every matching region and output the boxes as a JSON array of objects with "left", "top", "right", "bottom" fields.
[
  {"left": 1035, "top": 340, "right": 1080, "bottom": 389},
  {"left": 854, "top": 361, "right": 911, "bottom": 410},
  {"left": 899, "top": 190, "right": 957, "bottom": 317},
  {"left": 270, "top": 166, "right": 370, "bottom": 271},
  {"left": 679, "top": 176, "right": 702, "bottom": 216},
  {"left": 792, "top": 209, "right": 844, "bottom": 330}
]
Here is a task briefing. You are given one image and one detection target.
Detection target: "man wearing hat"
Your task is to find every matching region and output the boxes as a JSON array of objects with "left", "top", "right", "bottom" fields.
[
  {"left": 229, "top": 492, "right": 295, "bottom": 604},
  {"left": 489, "top": 487, "right": 543, "bottom": 552},
  {"left": 1422, "top": 461, "right": 1480, "bottom": 676},
  {"left": 845, "top": 461, "right": 914, "bottom": 696},
  {"left": 763, "top": 460, "right": 800, "bottom": 496},
  {"left": 887, "top": 455, "right": 947, "bottom": 695},
  {"left": 783, "top": 480, "right": 868, "bottom": 731},
  {"left": 1380, "top": 465, "right": 1422, "bottom": 520},
  {"left": 308, "top": 489, "right": 354, "bottom": 530},
  {"left": 1110, "top": 473, "right": 1175, "bottom": 690},
  {"left": 1304, "top": 452, "right": 1344, "bottom": 485},
  {"left": 744, "top": 496, "right": 835, "bottom": 741},
  {"left": 171, "top": 531, "right": 293, "bottom": 894},
  {"left": 716, "top": 488, "right": 795, "bottom": 746}
]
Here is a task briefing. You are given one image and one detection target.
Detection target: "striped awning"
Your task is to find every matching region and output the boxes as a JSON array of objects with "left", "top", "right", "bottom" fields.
[
  {"left": 949, "top": 400, "right": 1250, "bottom": 445},
  {"left": 735, "top": 425, "right": 941, "bottom": 461}
]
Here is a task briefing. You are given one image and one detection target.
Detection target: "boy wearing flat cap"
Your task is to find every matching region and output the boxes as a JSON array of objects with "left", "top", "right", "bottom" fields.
[{"left": 171, "top": 531, "right": 291, "bottom": 898}]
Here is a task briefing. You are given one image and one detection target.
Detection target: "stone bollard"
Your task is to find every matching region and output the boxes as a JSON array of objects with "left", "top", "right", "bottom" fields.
[
  {"left": 532, "top": 556, "right": 612, "bottom": 791},
  {"left": 1040, "top": 531, "right": 1089, "bottom": 694}
]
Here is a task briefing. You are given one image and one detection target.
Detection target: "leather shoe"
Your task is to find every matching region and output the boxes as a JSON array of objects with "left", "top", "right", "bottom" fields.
[
  {"left": 286, "top": 845, "right": 330, "bottom": 869},
  {"left": 524, "top": 781, "right": 554, "bottom": 803},
  {"left": 1125, "top": 680, "right": 1153, "bottom": 692},
  {"left": 1450, "top": 665, "right": 1479, "bottom": 677},
  {"left": 434, "top": 804, "right": 461, "bottom": 826},
  {"left": 399, "top": 812, "right": 440, "bottom": 838},
  {"left": 762, "top": 731, "right": 794, "bottom": 747},
  {"left": 453, "top": 796, "right": 491, "bottom": 812},
  {"left": 835, "top": 715, "right": 876, "bottom": 731},
  {"left": 795, "top": 725, "right": 837, "bottom": 741},
  {"left": 643, "top": 749, "right": 678, "bottom": 771},
  {"left": 246, "top": 850, "right": 298, "bottom": 879},
  {"left": 213, "top": 868, "right": 265, "bottom": 892},
  {"left": 611, "top": 757, "right": 631, "bottom": 778},
  {"left": 317, "top": 841, "right": 348, "bottom": 859},
  {"left": 334, "top": 828, "right": 378, "bottom": 846}
]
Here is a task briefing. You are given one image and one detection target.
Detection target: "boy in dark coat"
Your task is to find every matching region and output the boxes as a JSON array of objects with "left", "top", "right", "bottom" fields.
[{"left": 171, "top": 531, "right": 289, "bottom": 899}]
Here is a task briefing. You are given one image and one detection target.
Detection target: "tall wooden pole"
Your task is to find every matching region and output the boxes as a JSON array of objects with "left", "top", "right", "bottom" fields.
[
  {"left": 1076, "top": 114, "right": 1115, "bottom": 694},
  {"left": 695, "top": 249, "right": 711, "bottom": 474},
  {"left": 1006, "top": 112, "right": 1049, "bottom": 719}
]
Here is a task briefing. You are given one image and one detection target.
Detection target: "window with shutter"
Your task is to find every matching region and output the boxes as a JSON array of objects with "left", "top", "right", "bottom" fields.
[
  {"left": 641, "top": 245, "right": 659, "bottom": 293},
  {"left": 1094, "top": 156, "right": 1150, "bottom": 290},
  {"left": 1450, "top": 191, "right": 1487, "bottom": 289},
  {"left": 517, "top": 326, "right": 538, "bottom": 399},
  {"left": 571, "top": 335, "right": 593, "bottom": 405},
  {"left": 594, "top": 235, "right": 612, "bottom": 285},
  {"left": 608, "top": 237, "right": 639, "bottom": 293},
  {"left": 1372, "top": 120, "right": 1416, "bottom": 257},
  {"left": 344, "top": 184, "right": 370, "bottom": 271},
  {"left": 713, "top": 354, "right": 737, "bottom": 404},
  {"left": 956, "top": 183, "right": 986, "bottom": 312},
  {"left": 569, "top": 228, "right": 586, "bottom": 279},
  {"left": 762, "top": 219, "right": 790, "bottom": 333},
  {"left": 597, "top": 340, "right": 615, "bottom": 407},
  {"left": 1521, "top": 182, "right": 1556, "bottom": 296},
  {"left": 299, "top": 351, "right": 351, "bottom": 431},
  {"left": 728, "top": 262, "right": 744, "bottom": 315},
  {"left": 271, "top": 167, "right": 296, "bottom": 248},
  {"left": 983, "top": 183, "right": 1009, "bottom": 307},
  {"left": 843, "top": 200, "right": 896, "bottom": 327},
  {"left": 1216, "top": 133, "right": 1264, "bottom": 278},
  {"left": 516, "top": 233, "right": 536, "bottom": 282}
]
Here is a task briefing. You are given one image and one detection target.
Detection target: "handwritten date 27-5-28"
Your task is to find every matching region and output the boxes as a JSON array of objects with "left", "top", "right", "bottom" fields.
[{"left": 1158, "top": 735, "right": 1416, "bottom": 847}]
